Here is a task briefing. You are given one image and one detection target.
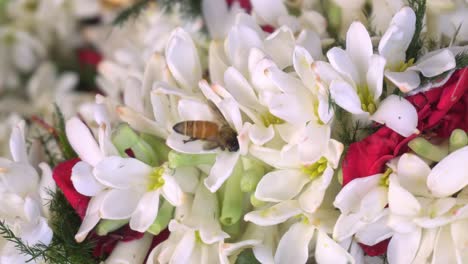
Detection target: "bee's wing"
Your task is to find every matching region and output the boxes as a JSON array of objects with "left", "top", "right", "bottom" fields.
[
  {"left": 203, "top": 141, "right": 219, "bottom": 150},
  {"left": 207, "top": 100, "right": 230, "bottom": 126}
]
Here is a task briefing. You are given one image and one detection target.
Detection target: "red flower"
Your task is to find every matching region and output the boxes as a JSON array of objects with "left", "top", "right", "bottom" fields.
[
  {"left": 77, "top": 48, "right": 103, "bottom": 67},
  {"left": 226, "top": 0, "right": 252, "bottom": 12},
  {"left": 342, "top": 68, "right": 468, "bottom": 255},
  {"left": 52, "top": 159, "right": 147, "bottom": 258}
]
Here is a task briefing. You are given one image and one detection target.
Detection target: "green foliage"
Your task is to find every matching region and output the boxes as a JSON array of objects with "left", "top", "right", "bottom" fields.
[
  {"left": 455, "top": 51, "right": 468, "bottom": 69},
  {"left": 113, "top": 0, "right": 153, "bottom": 26},
  {"left": 54, "top": 104, "right": 77, "bottom": 161},
  {"left": 158, "top": 0, "right": 202, "bottom": 19},
  {"left": 406, "top": 0, "right": 426, "bottom": 60},
  {"left": 0, "top": 191, "right": 98, "bottom": 264},
  {"left": 235, "top": 249, "right": 261, "bottom": 264}
]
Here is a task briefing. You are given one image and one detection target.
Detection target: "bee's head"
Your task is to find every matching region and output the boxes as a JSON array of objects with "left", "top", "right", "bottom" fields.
[{"left": 227, "top": 138, "right": 239, "bottom": 152}]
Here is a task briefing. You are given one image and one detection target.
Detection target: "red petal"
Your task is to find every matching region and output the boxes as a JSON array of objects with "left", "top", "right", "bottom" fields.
[
  {"left": 359, "top": 239, "right": 389, "bottom": 256},
  {"left": 52, "top": 158, "right": 90, "bottom": 219}
]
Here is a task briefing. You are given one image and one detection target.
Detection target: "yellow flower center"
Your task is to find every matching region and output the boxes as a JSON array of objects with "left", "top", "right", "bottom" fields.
[
  {"left": 302, "top": 157, "right": 328, "bottom": 180},
  {"left": 2, "top": 31, "right": 15, "bottom": 46},
  {"left": 396, "top": 58, "right": 415, "bottom": 72},
  {"left": 357, "top": 85, "right": 377, "bottom": 114},
  {"left": 148, "top": 166, "right": 165, "bottom": 191},
  {"left": 195, "top": 230, "right": 203, "bottom": 244},
  {"left": 261, "top": 112, "right": 285, "bottom": 127},
  {"left": 23, "top": 0, "right": 38, "bottom": 12},
  {"left": 379, "top": 168, "right": 393, "bottom": 187}
]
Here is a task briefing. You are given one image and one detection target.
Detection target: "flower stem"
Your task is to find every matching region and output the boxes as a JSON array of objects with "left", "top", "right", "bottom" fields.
[
  {"left": 408, "top": 137, "right": 449, "bottom": 162},
  {"left": 220, "top": 161, "right": 244, "bottom": 226},
  {"left": 240, "top": 166, "right": 264, "bottom": 193},
  {"left": 222, "top": 220, "right": 242, "bottom": 241},
  {"left": 95, "top": 219, "right": 129, "bottom": 236},
  {"left": 168, "top": 151, "right": 216, "bottom": 168},
  {"left": 449, "top": 129, "right": 468, "bottom": 152},
  {"left": 147, "top": 199, "right": 174, "bottom": 236},
  {"left": 140, "top": 133, "right": 171, "bottom": 162},
  {"left": 112, "top": 124, "right": 159, "bottom": 165}
]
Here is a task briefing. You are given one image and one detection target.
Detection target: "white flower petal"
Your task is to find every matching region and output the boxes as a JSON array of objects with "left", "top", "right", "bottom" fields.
[
  {"left": 170, "top": 231, "right": 196, "bottom": 263},
  {"left": 255, "top": 169, "right": 309, "bottom": 202},
  {"left": 330, "top": 80, "right": 364, "bottom": 115},
  {"left": 378, "top": 7, "right": 416, "bottom": 69},
  {"left": 333, "top": 213, "right": 367, "bottom": 242},
  {"left": 334, "top": 173, "right": 381, "bottom": 214},
  {"left": 250, "top": 0, "right": 288, "bottom": 25},
  {"left": 274, "top": 222, "right": 315, "bottom": 264},
  {"left": 71, "top": 161, "right": 105, "bottom": 196},
  {"left": 432, "top": 226, "right": 458, "bottom": 264},
  {"left": 347, "top": 22, "right": 373, "bottom": 82},
  {"left": 100, "top": 189, "right": 142, "bottom": 219},
  {"left": 225, "top": 25, "right": 263, "bottom": 75},
  {"left": 130, "top": 190, "right": 160, "bottom": 232},
  {"left": 202, "top": 0, "right": 229, "bottom": 39},
  {"left": 266, "top": 92, "right": 315, "bottom": 125},
  {"left": 172, "top": 167, "right": 200, "bottom": 194},
  {"left": 315, "top": 230, "right": 355, "bottom": 264},
  {"left": 209, "top": 41, "right": 229, "bottom": 85},
  {"left": 249, "top": 145, "right": 300, "bottom": 169},
  {"left": 327, "top": 47, "right": 359, "bottom": 85},
  {"left": 411, "top": 49, "right": 456, "bottom": 77},
  {"left": 94, "top": 157, "right": 151, "bottom": 189},
  {"left": 387, "top": 214, "right": 419, "bottom": 233},
  {"left": 249, "top": 124, "right": 274, "bottom": 145},
  {"left": 451, "top": 219, "right": 468, "bottom": 261},
  {"left": 371, "top": 95, "right": 418, "bottom": 137},
  {"left": 389, "top": 174, "right": 421, "bottom": 216},
  {"left": 105, "top": 233, "right": 153, "bottom": 264},
  {"left": 223, "top": 67, "right": 259, "bottom": 108},
  {"left": 204, "top": 151, "right": 240, "bottom": 192},
  {"left": 385, "top": 70, "right": 421, "bottom": 93},
  {"left": 75, "top": 192, "right": 106, "bottom": 242},
  {"left": 117, "top": 106, "right": 168, "bottom": 139},
  {"left": 298, "top": 167, "right": 333, "bottom": 213},
  {"left": 9, "top": 120, "right": 28, "bottom": 163},
  {"left": 296, "top": 29, "right": 323, "bottom": 60},
  {"left": 359, "top": 186, "right": 388, "bottom": 221},
  {"left": 264, "top": 27, "right": 295, "bottom": 69},
  {"left": 366, "top": 55, "right": 386, "bottom": 100},
  {"left": 413, "top": 229, "right": 437, "bottom": 264},
  {"left": 396, "top": 153, "right": 431, "bottom": 196},
  {"left": 162, "top": 175, "right": 184, "bottom": 206},
  {"left": 387, "top": 229, "right": 421, "bottom": 264},
  {"left": 66, "top": 117, "right": 103, "bottom": 166},
  {"left": 165, "top": 28, "right": 201, "bottom": 91},
  {"left": 178, "top": 99, "right": 217, "bottom": 121},
  {"left": 244, "top": 200, "right": 301, "bottom": 226},
  {"left": 355, "top": 213, "right": 393, "bottom": 245},
  {"left": 427, "top": 147, "right": 468, "bottom": 197}
]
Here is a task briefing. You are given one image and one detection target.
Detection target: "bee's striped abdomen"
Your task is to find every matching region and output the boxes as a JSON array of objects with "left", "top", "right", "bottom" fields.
[{"left": 173, "top": 121, "right": 219, "bottom": 140}]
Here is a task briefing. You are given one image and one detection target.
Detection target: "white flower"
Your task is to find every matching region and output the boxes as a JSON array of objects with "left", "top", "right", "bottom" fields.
[
  {"left": 65, "top": 112, "right": 184, "bottom": 241},
  {"left": 333, "top": 172, "right": 391, "bottom": 244},
  {"left": 0, "top": 27, "right": 45, "bottom": 90},
  {"left": 378, "top": 7, "right": 456, "bottom": 93},
  {"left": 248, "top": 123, "right": 343, "bottom": 215},
  {"left": 327, "top": 22, "right": 387, "bottom": 120},
  {"left": 0, "top": 121, "right": 54, "bottom": 263}
]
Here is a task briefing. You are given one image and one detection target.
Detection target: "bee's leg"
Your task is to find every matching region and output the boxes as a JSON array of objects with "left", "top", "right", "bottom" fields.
[
  {"left": 183, "top": 137, "right": 197, "bottom": 144},
  {"left": 203, "top": 141, "right": 219, "bottom": 150}
]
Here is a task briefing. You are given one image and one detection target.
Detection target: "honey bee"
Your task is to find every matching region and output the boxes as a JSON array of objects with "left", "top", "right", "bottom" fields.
[{"left": 172, "top": 103, "right": 239, "bottom": 152}]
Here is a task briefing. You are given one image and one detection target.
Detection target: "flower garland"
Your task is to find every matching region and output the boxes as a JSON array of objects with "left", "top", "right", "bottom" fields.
[{"left": 0, "top": 0, "right": 467, "bottom": 264}]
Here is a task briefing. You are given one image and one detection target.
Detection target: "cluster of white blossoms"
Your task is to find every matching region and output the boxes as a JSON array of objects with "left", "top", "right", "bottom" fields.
[
  {"left": 0, "top": 0, "right": 467, "bottom": 263},
  {"left": 0, "top": 121, "right": 55, "bottom": 263}
]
